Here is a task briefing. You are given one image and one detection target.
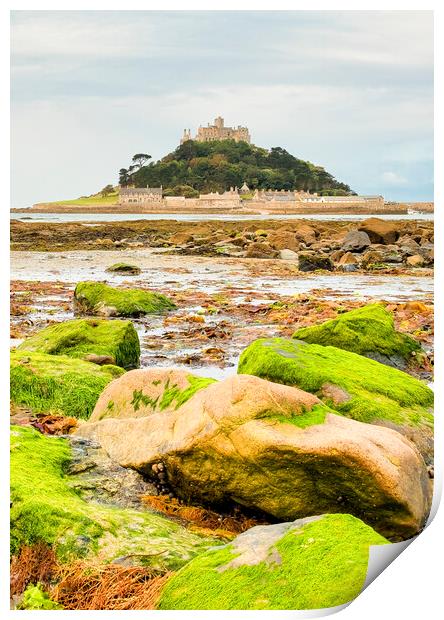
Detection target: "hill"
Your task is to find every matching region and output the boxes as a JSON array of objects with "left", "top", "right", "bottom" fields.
[{"left": 120, "top": 141, "right": 354, "bottom": 197}]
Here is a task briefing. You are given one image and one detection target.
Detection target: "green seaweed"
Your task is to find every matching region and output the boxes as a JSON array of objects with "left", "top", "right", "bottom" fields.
[
  {"left": 238, "top": 338, "right": 433, "bottom": 429},
  {"left": 158, "top": 513, "right": 388, "bottom": 610},
  {"left": 19, "top": 584, "right": 63, "bottom": 610},
  {"left": 17, "top": 318, "right": 140, "bottom": 369},
  {"left": 159, "top": 376, "right": 216, "bottom": 411},
  {"left": 10, "top": 350, "right": 124, "bottom": 419},
  {"left": 129, "top": 375, "right": 217, "bottom": 414},
  {"left": 10, "top": 426, "right": 215, "bottom": 567},
  {"left": 293, "top": 304, "right": 421, "bottom": 361},
  {"left": 270, "top": 403, "right": 329, "bottom": 428},
  {"left": 131, "top": 389, "right": 159, "bottom": 412},
  {"left": 74, "top": 281, "right": 176, "bottom": 317}
]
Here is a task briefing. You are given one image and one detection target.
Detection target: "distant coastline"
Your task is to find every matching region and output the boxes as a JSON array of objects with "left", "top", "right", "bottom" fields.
[{"left": 11, "top": 201, "right": 434, "bottom": 216}]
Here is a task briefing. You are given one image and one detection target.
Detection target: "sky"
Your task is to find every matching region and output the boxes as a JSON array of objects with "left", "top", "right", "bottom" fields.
[{"left": 10, "top": 10, "right": 433, "bottom": 207}]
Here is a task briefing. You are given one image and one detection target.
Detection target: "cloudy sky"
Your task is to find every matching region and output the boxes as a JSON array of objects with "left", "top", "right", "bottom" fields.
[{"left": 11, "top": 10, "right": 433, "bottom": 207}]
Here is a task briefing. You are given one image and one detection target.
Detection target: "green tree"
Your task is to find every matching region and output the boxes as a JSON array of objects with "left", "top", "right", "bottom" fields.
[
  {"left": 132, "top": 153, "right": 151, "bottom": 169},
  {"left": 100, "top": 184, "right": 114, "bottom": 196}
]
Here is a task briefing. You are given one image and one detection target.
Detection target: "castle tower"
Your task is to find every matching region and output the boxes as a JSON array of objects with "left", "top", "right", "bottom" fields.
[{"left": 214, "top": 116, "right": 224, "bottom": 129}]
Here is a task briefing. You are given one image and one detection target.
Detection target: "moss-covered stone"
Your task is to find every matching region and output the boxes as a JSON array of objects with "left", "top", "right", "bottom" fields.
[
  {"left": 293, "top": 304, "right": 422, "bottom": 367},
  {"left": 10, "top": 426, "right": 215, "bottom": 568},
  {"left": 17, "top": 318, "right": 140, "bottom": 369},
  {"left": 158, "top": 513, "right": 388, "bottom": 610},
  {"left": 238, "top": 337, "right": 433, "bottom": 461},
  {"left": 74, "top": 281, "right": 176, "bottom": 317},
  {"left": 105, "top": 263, "right": 141, "bottom": 275},
  {"left": 10, "top": 350, "right": 124, "bottom": 419}
]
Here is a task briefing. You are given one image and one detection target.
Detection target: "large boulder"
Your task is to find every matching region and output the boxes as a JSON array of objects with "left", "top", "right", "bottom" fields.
[
  {"left": 267, "top": 230, "right": 300, "bottom": 252},
  {"left": 238, "top": 338, "right": 433, "bottom": 463},
  {"left": 10, "top": 426, "right": 214, "bottom": 568},
  {"left": 293, "top": 304, "right": 422, "bottom": 368},
  {"left": 75, "top": 374, "right": 431, "bottom": 539},
  {"left": 74, "top": 281, "right": 176, "bottom": 317},
  {"left": 341, "top": 230, "right": 371, "bottom": 252},
  {"left": 16, "top": 318, "right": 140, "bottom": 369},
  {"left": 10, "top": 350, "right": 124, "bottom": 419},
  {"left": 158, "top": 514, "right": 388, "bottom": 610},
  {"left": 358, "top": 218, "right": 399, "bottom": 244},
  {"left": 90, "top": 368, "right": 216, "bottom": 422}
]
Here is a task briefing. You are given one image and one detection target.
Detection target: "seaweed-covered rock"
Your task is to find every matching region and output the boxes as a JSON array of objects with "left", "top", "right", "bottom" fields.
[
  {"left": 10, "top": 350, "right": 124, "bottom": 419},
  {"left": 105, "top": 263, "right": 141, "bottom": 275},
  {"left": 406, "top": 254, "right": 425, "bottom": 267},
  {"left": 90, "top": 368, "right": 216, "bottom": 422},
  {"left": 74, "top": 281, "right": 176, "bottom": 317},
  {"left": 298, "top": 253, "right": 333, "bottom": 272},
  {"left": 75, "top": 374, "right": 430, "bottom": 539},
  {"left": 293, "top": 304, "right": 422, "bottom": 368},
  {"left": 16, "top": 318, "right": 140, "bottom": 369},
  {"left": 336, "top": 252, "right": 360, "bottom": 272},
  {"left": 238, "top": 337, "right": 433, "bottom": 463},
  {"left": 10, "top": 425, "right": 214, "bottom": 568},
  {"left": 158, "top": 514, "right": 388, "bottom": 610}
]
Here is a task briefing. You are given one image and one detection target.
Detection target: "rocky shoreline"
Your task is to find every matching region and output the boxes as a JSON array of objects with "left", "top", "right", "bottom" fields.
[{"left": 10, "top": 216, "right": 434, "bottom": 610}]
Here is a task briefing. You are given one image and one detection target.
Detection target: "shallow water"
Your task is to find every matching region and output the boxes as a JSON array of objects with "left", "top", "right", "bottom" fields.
[
  {"left": 11, "top": 249, "right": 434, "bottom": 302},
  {"left": 11, "top": 249, "right": 433, "bottom": 382},
  {"left": 10, "top": 211, "right": 434, "bottom": 223}
]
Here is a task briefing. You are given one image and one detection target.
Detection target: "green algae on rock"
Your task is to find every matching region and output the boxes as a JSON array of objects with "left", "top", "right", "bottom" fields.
[
  {"left": 90, "top": 368, "right": 217, "bottom": 422},
  {"left": 105, "top": 263, "right": 142, "bottom": 275},
  {"left": 74, "top": 281, "right": 176, "bottom": 317},
  {"left": 158, "top": 514, "right": 388, "bottom": 610},
  {"left": 10, "top": 350, "right": 124, "bottom": 419},
  {"left": 293, "top": 303, "right": 422, "bottom": 368},
  {"left": 238, "top": 337, "right": 433, "bottom": 462},
  {"left": 16, "top": 318, "right": 140, "bottom": 370},
  {"left": 10, "top": 426, "right": 215, "bottom": 569}
]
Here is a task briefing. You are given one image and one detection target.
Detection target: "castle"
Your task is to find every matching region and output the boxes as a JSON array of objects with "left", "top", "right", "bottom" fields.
[{"left": 180, "top": 116, "right": 251, "bottom": 144}]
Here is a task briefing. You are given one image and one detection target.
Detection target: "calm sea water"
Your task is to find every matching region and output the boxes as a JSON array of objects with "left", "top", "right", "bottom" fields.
[{"left": 10, "top": 211, "right": 434, "bottom": 223}]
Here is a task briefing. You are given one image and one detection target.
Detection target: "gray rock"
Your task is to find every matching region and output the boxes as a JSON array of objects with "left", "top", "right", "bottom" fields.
[
  {"left": 279, "top": 249, "right": 298, "bottom": 260},
  {"left": 66, "top": 435, "right": 156, "bottom": 509},
  {"left": 341, "top": 230, "right": 371, "bottom": 252}
]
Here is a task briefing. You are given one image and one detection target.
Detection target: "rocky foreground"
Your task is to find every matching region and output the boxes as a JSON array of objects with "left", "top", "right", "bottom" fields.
[
  {"left": 10, "top": 277, "right": 434, "bottom": 609},
  {"left": 11, "top": 217, "right": 434, "bottom": 272}
]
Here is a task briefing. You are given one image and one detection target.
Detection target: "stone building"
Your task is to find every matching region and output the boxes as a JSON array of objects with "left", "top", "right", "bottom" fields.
[
  {"left": 180, "top": 116, "right": 251, "bottom": 144},
  {"left": 119, "top": 187, "right": 162, "bottom": 205}
]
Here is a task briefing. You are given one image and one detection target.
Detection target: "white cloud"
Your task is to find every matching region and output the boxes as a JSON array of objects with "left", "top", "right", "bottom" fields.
[
  {"left": 381, "top": 171, "right": 408, "bottom": 186},
  {"left": 10, "top": 11, "right": 433, "bottom": 205}
]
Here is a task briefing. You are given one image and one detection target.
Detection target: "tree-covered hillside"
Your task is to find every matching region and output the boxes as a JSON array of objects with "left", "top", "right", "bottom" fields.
[{"left": 119, "top": 141, "right": 354, "bottom": 197}]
